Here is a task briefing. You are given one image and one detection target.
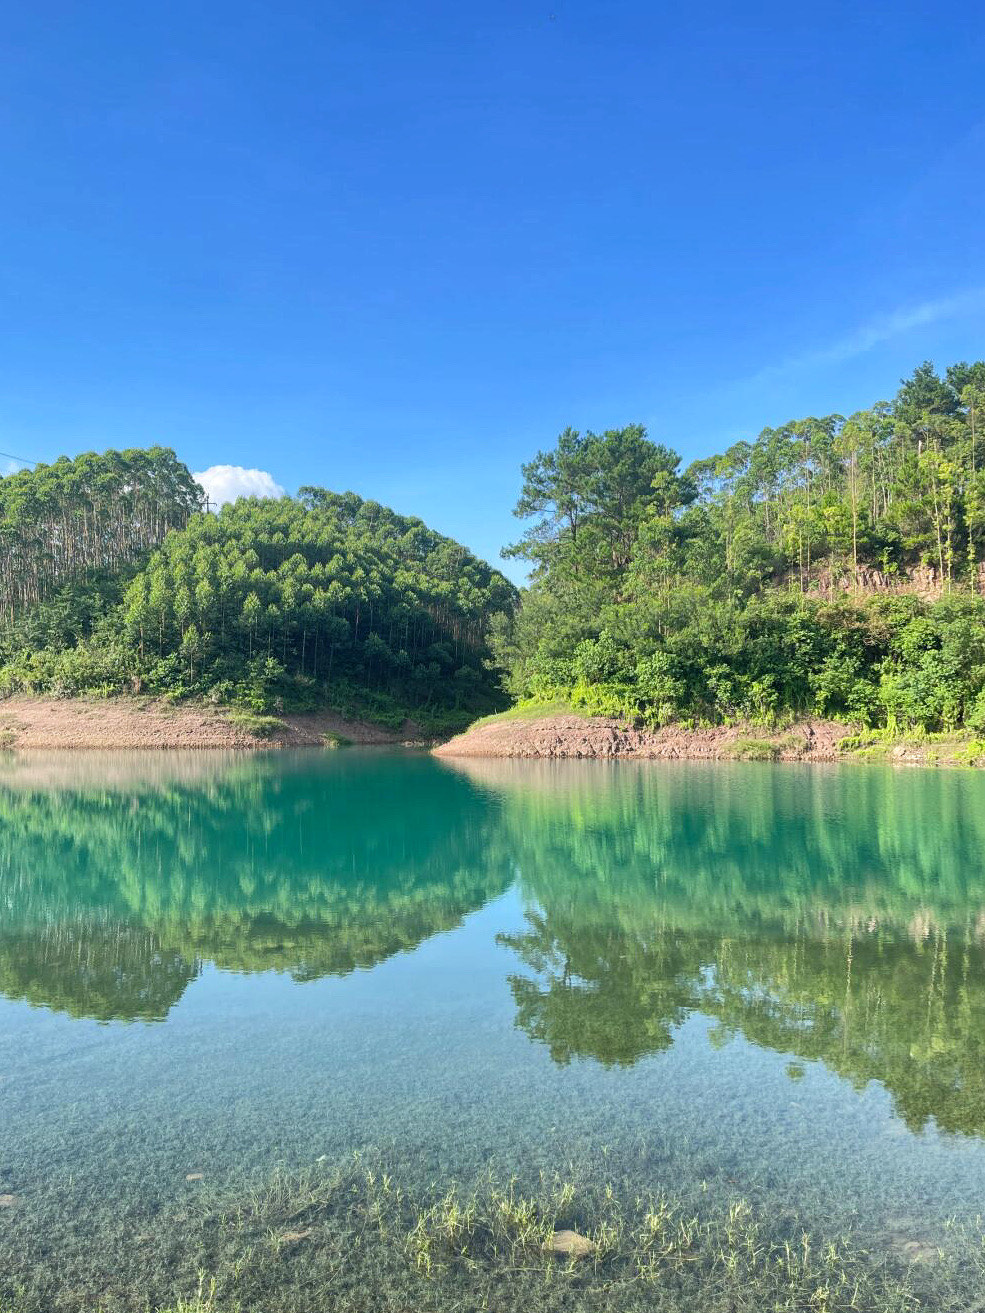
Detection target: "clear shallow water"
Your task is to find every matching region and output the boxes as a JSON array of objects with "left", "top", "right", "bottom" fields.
[{"left": 1, "top": 749, "right": 984, "bottom": 1308}]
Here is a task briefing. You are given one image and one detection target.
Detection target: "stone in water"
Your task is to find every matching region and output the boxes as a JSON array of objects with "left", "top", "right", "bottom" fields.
[{"left": 550, "top": 1229, "right": 594, "bottom": 1258}]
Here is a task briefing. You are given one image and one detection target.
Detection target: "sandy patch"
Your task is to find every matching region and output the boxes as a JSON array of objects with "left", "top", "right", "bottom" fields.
[{"left": 0, "top": 697, "right": 417, "bottom": 751}]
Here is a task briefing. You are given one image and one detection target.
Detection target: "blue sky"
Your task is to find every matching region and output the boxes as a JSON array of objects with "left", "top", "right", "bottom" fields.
[{"left": 2, "top": 0, "right": 983, "bottom": 580}]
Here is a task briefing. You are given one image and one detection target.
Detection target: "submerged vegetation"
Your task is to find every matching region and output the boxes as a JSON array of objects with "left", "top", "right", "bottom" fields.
[
  {"left": 494, "top": 359, "right": 985, "bottom": 733},
  {"left": 3, "top": 1152, "right": 977, "bottom": 1313}
]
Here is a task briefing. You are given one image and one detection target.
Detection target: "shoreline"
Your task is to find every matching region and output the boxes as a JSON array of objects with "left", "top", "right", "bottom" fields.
[
  {"left": 434, "top": 712, "right": 985, "bottom": 768},
  {"left": 0, "top": 696, "right": 421, "bottom": 751},
  {"left": 2, "top": 697, "right": 980, "bottom": 767}
]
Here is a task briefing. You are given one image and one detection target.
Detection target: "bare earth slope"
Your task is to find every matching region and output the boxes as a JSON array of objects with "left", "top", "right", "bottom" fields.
[
  {"left": 435, "top": 715, "right": 850, "bottom": 761},
  {"left": 0, "top": 697, "right": 414, "bottom": 750}
]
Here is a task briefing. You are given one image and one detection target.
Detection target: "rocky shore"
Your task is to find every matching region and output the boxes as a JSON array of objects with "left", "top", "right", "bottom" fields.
[
  {"left": 434, "top": 714, "right": 851, "bottom": 761},
  {"left": 435, "top": 712, "right": 985, "bottom": 767}
]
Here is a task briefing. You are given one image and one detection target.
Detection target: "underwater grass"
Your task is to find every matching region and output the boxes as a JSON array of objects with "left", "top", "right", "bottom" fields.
[{"left": 1, "top": 1154, "right": 982, "bottom": 1313}]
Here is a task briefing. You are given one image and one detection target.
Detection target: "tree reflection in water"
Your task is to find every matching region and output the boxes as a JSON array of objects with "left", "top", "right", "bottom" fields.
[{"left": 2, "top": 751, "right": 985, "bottom": 1139}]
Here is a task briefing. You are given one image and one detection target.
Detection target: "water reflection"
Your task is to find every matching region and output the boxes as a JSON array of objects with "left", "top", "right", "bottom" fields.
[
  {"left": 1, "top": 751, "right": 985, "bottom": 1139},
  {"left": 0, "top": 752, "right": 510, "bottom": 1020},
  {"left": 467, "top": 759, "right": 985, "bottom": 1136}
]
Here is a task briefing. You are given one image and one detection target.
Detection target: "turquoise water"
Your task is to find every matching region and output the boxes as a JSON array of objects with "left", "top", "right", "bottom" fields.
[{"left": 1, "top": 749, "right": 984, "bottom": 1309}]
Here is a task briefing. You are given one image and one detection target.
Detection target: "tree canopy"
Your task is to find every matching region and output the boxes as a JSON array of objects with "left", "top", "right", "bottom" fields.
[
  {"left": 494, "top": 358, "right": 985, "bottom": 731},
  {"left": 5, "top": 360, "right": 985, "bottom": 731},
  {"left": 0, "top": 458, "right": 516, "bottom": 725}
]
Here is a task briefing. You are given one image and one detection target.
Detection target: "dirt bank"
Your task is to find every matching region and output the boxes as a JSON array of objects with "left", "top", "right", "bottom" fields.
[
  {"left": 0, "top": 697, "right": 419, "bottom": 750},
  {"left": 435, "top": 715, "right": 852, "bottom": 762},
  {"left": 435, "top": 713, "right": 985, "bottom": 767}
]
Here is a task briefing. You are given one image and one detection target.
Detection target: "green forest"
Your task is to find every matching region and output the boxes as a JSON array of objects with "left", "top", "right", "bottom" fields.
[
  {"left": 0, "top": 448, "right": 515, "bottom": 729},
  {"left": 2, "top": 357, "right": 985, "bottom": 733},
  {"left": 493, "top": 357, "right": 985, "bottom": 732}
]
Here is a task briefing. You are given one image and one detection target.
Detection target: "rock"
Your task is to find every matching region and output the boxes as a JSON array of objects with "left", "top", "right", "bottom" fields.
[
  {"left": 0, "top": 1195, "right": 16, "bottom": 1207},
  {"left": 549, "top": 1229, "right": 595, "bottom": 1258},
  {"left": 890, "top": 1236, "right": 938, "bottom": 1263}
]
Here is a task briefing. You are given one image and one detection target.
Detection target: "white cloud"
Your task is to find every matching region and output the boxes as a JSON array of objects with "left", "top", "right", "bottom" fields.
[
  {"left": 752, "top": 286, "right": 985, "bottom": 384},
  {"left": 192, "top": 464, "right": 286, "bottom": 508}
]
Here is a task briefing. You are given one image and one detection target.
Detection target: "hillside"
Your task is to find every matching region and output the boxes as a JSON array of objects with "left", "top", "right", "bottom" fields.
[
  {"left": 0, "top": 454, "right": 516, "bottom": 730},
  {"left": 5, "top": 358, "right": 985, "bottom": 744},
  {"left": 491, "top": 358, "right": 985, "bottom": 736}
]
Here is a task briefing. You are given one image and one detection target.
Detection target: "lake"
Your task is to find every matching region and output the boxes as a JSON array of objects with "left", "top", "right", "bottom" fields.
[{"left": 1, "top": 750, "right": 983, "bottom": 1311}]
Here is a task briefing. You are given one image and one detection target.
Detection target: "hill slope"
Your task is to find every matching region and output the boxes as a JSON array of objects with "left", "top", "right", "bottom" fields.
[
  {"left": 492, "top": 358, "right": 985, "bottom": 735},
  {"left": 0, "top": 456, "right": 516, "bottom": 729}
]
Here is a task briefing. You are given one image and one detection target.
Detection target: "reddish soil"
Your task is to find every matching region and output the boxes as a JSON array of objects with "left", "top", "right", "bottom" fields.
[
  {"left": 434, "top": 715, "right": 851, "bottom": 761},
  {"left": 0, "top": 697, "right": 417, "bottom": 750}
]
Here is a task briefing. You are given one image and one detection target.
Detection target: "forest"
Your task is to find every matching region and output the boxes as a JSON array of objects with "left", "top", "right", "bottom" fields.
[
  {"left": 0, "top": 449, "right": 515, "bottom": 727},
  {"left": 493, "top": 358, "right": 985, "bottom": 732},
  {"left": 3, "top": 357, "right": 985, "bottom": 733}
]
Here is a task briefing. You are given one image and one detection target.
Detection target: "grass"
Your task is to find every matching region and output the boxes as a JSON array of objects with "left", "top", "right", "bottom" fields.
[
  {"left": 2, "top": 1155, "right": 981, "bottom": 1312},
  {"left": 224, "top": 711, "right": 288, "bottom": 739},
  {"left": 838, "top": 727, "right": 985, "bottom": 767},
  {"left": 719, "top": 736, "right": 782, "bottom": 761},
  {"left": 465, "top": 698, "right": 585, "bottom": 730}
]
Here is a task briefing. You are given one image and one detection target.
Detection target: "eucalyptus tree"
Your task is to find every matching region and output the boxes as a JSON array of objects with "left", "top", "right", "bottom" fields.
[{"left": 0, "top": 447, "right": 202, "bottom": 624}]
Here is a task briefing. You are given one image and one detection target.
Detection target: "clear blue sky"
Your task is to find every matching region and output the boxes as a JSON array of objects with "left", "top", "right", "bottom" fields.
[{"left": 2, "top": 0, "right": 983, "bottom": 580}]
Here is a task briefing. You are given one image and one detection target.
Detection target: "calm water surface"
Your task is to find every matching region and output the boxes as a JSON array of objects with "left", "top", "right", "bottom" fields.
[{"left": 1, "top": 749, "right": 984, "bottom": 1304}]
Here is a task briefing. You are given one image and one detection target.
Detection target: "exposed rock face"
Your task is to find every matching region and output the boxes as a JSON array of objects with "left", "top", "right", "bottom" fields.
[
  {"left": 435, "top": 716, "right": 848, "bottom": 762},
  {"left": 810, "top": 562, "right": 985, "bottom": 600}
]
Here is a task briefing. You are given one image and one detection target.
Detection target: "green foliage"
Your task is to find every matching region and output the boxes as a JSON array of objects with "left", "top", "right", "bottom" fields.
[
  {"left": 497, "top": 363, "right": 985, "bottom": 730},
  {"left": 0, "top": 446, "right": 203, "bottom": 624},
  {"left": 720, "top": 737, "right": 781, "bottom": 760},
  {"left": 7, "top": 361, "right": 985, "bottom": 731},
  {"left": 321, "top": 731, "right": 351, "bottom": 748},
  {"left": 224, "top": 710, "right": 287, "bottom": 738},
  {"left": 0, "top": 458, "right": 517, "bottom": 718}
]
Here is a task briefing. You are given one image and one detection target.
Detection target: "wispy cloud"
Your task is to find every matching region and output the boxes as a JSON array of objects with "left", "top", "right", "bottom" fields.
[{"left": 752, "top": 287, "right": 985, "bottom": 384}]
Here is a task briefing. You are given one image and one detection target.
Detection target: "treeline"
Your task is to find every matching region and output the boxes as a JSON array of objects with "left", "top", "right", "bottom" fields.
[
  {"left": 494, "top": 359, "right": 985, "bottom": 732},
  {"left": 0, "top": 447, "right": 203, "bottom": 620},
  {"left": 6, "top": 360, "right": 985, "bottom": 731},
  {"left": 0, "top": 460, "right": 516, "bottom": 721}
]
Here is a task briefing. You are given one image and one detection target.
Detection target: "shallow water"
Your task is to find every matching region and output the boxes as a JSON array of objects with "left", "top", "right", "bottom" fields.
[{"left": 1, "top": 749, "right": 984, "bottom": 1308}]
